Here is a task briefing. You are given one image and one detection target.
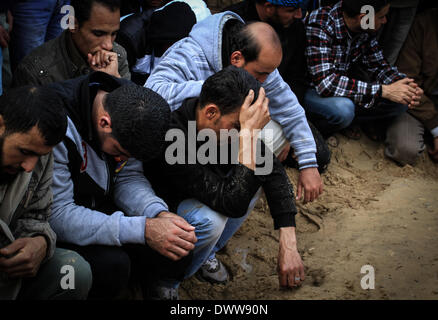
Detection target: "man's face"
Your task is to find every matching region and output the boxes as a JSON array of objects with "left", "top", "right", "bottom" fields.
[
  {"left": 0, "top": 126, "right": 52, "bottom": 182},
  {"left": 270, "top": 6, "right": 303, "bottom": 28},
  {"left": 98, "top": 132, "right": 131, "bottom": 161},
  {"left": 372, "top": 4, "right": 390, "bottom": 32},
  {"left": 72, "top": 3, "right": 120, "bottom": 57},
  {"left": 198, "top": 106, "right": 241, "bottom": 143},
  {"left": 213, "top": 111, "right": 241, "bottom": 143},
  {"left": 242, "top": 46, "right": 282, "bottom": 83}
]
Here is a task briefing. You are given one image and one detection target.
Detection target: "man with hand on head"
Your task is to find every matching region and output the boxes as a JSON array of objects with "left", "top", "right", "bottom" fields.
[
  {"left": 146, "top": 13, "right": 325, "bottom": 205},
  {"left": 146, "top": 66, "right": 306, "bottom": 291}
]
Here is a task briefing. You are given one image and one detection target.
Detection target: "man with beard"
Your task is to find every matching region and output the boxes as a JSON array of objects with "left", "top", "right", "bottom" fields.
[
  {"left": 0, "top": 85, "right": 92, "bottom": 299},
  {"left": 48, "top": 72, "right": 195, "bottom": 299}
]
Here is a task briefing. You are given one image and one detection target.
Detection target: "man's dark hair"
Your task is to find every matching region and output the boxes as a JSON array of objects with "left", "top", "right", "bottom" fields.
[
  {"left": 199, "top": 65, "right": 261, "bottom": 115},
  {"left": 222, "top": 19, "right": 260, "bottom": 68},
  {"left": 103, "top": 84, "right": 171, "bottom": 162},
  {"left": 71, "top": 0, "right": 121, "bottom": 27},
  {"left": 342, "top": 0, "right": 392, "bottom": 17},
  {"left": 0, "top": 86, "right": 67, "bottom": 146}
]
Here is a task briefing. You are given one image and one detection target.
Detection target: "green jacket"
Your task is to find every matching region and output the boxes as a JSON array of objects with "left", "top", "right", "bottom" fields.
[
  {"left": 0, "top": 153, "right": 57, "bottom": 300},
  {"left": 12, "top": 30, "right": 130, "bottom": 87}
]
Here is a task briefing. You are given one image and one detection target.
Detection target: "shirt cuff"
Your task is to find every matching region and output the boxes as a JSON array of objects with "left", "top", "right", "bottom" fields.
[
  {"left": 273, "top": 213, "right": 296, "bottom": 230},
  {"left": 431, "top": 126, "right": 438, "bottom": 138},
  {"left": 142, "top": 202, "right": 168, "bottom": 218},
  {"left": 297, "top": 152, "right": 318, "bottom": 170},
  {"left": 119, "top": 215, "right": 146, "bottom": 244}
]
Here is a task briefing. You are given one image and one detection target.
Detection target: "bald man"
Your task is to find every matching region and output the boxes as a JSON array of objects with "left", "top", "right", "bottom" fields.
[
  {"left": 145, "top": 12, "right": 322, "bottom": 287},
  {"left": 224, "top": 0, "right": 307, "bottom": 104}
]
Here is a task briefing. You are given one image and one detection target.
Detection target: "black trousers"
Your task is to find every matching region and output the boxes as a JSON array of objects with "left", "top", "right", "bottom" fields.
[{"left": 57, "top": 242, "right": 192, "bottom": 300}]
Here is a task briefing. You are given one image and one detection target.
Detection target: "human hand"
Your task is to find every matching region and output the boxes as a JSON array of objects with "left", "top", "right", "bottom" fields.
[
  {"left": 145, "top": 212, "right": 197, "bottom": 261},
  {"left": 0, "top": 236, "right": 48, "bottom": 278},
  {"left": 406, "top": 82, "right": 423, "bottom": 109},
  {"left": 382, "top": 78, "right": 418, "bottom": 105},
  {"left": 296, "top": 167, "right": 323, "bottom": 203},
  {"left": 87, "top": 50, "right": 120, "bottom": 78},
  {"left": 0, "top": 25, "right": 10, "bottom": 48},
  {"left": 277, "top": 227, "right": 305, "bottom": 288},
  {"left": 239, "top": 87, "right": 270, "bottom": 133}
]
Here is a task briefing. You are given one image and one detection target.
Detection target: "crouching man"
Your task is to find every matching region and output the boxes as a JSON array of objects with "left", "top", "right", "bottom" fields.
[
  {"left": 145, "top": 66, "right": 306, "bottom": 292},
  {"left": 48, "top": 72, "right": 196, "bottom": 300},
  {"left": 0, "top": 86, "right": 92, "bottom": 300}
]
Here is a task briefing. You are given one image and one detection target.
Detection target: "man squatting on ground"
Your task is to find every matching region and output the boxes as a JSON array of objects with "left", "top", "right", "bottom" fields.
[
  {"left": 145, "top": 13, "right": 327, "bottom": 291},
  {"left": 146, "top": 13, "right": 326, "bottom": 204},
  {"left": 304, "top": 0, "right": 425, "bottom": 166},
  {"left": 47, "top": 71, "right": 195, "bottom": 299},
  {"left": 145, "top": 66, "right": 306, "bottom": 295},
  {"left": 0, "top": 86, "right": 92, "bottom": 299}
]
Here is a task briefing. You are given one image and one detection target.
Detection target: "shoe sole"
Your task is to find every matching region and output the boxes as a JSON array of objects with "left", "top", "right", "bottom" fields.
[{"left": 195, "top": 271, "right": 229, "bottom": 285}]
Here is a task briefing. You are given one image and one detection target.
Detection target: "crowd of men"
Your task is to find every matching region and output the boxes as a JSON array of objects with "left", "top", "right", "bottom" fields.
[{"left": 0, "top": 0, "right": 437, "bottom": 300}]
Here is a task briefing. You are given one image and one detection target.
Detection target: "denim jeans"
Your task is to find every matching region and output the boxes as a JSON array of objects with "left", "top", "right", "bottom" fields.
[
  {"left": 161, "top": 188, "right": 263, "bottom": 288},
  {"left": 10, "top": 0, "right": 70, "bottom": 70},
  {"left": 304, "top": 89, "right": 408, "bottom": 136}
]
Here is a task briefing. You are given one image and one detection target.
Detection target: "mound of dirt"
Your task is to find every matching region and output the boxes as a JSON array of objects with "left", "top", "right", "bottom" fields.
[{"left": 180, "top": 134, "right": 438, "bottom": 300}]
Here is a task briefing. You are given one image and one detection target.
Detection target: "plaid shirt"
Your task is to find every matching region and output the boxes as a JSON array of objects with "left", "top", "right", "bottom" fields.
[{"left": 305, "top": 2, "right": 405, "bottom": 108}]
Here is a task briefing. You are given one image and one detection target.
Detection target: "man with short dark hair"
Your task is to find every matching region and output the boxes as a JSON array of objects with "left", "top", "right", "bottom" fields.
[
  {"left": 146, "top": 14, "right": 325, "bottom": 284},
  {"left": 304, "top": 0, "right": 424, "bottom": 151},
  {"left": 0, "top": 85, "right": 92, "bottom": 300},
  {"left": 12, "top": 0, "right": 130, "bottom": 87},
  {"left": 146, "top": 13, "right": 325, "bottom": 203},
  {"left": 48, "top": 71, "right": 195, "bottom": 299},
  {"left": 146, "top": 66, "right": 306, "bottom": 290}
]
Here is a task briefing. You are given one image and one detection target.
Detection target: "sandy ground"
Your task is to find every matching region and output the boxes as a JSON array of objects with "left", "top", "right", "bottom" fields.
[{"left": 179, "top": 135, "right": 438, "bottom": 300}]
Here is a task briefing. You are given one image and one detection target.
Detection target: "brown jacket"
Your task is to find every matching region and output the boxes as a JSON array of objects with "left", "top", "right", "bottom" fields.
[
  {"left": 396, "top": 9, "right": 438, "bottom": 131},
  {"left": 12, "top": 30, "right": 130, "bottom": 87}
]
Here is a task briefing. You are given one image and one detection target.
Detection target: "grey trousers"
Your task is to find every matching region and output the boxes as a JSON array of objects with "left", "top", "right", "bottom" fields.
[{"left": 385, "top": 112, "right": 425, "bottom": 166}]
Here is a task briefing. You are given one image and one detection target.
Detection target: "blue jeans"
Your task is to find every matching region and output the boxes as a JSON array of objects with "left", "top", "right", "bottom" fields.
[
  {"left": 304, "top": 89, "right": 408, "bottom": 136},
  {"left": 10, "top": 0, "right": 70, "bottom": 70},
  {"left": 162, "top": 188, "right": 263, "bottom": 288}
]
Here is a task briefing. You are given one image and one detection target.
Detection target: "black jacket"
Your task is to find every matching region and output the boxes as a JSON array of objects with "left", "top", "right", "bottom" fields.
[
  {"left": 145, "top": 97, "right": 297, "bottom": 229},
  {"left": 224, "top": 0, "right": 309, "bottom": 104},
  {"left": 48, "top": 72, "right": 131, "bottom": 212}
]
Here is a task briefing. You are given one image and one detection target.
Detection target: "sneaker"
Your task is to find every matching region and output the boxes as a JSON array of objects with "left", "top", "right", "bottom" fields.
[
  {"left": 197, "top": 257, "right": 229, "bottom": 284},
  {"left": 149, "top": 285, "right": 179, "bottom": 300}
]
